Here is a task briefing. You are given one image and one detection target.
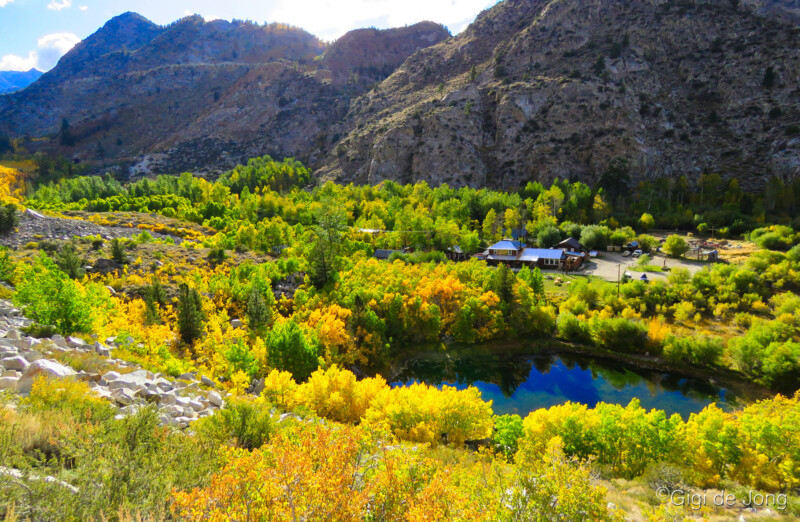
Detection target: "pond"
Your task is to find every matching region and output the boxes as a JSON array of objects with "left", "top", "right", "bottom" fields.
[{"left": 390, "top": 350, "right": 745, "bottom": 419}]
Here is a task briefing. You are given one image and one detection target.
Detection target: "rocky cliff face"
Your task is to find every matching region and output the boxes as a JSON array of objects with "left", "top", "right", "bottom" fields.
[
  {"left": 318, "top": 0, "right": 800, "bottom": 189},
  {"left": 0, "top": 14, "right": 448, "bottom": 177},
  {"left": 2, "top": 2, "right": 798, "bottom": 189}
]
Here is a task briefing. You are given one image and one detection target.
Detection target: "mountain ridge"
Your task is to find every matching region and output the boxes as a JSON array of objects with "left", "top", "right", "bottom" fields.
[{"left": 1, "top": 1, "right": 799, "bottom": 189}]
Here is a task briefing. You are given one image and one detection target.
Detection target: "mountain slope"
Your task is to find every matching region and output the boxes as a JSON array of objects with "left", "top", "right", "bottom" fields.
[
  {"left": 0, "top": 14, "right": 448, "bottom": 176},
  {"left": 318, "top": 0, "right": 800, "bottom": 189},
  {"left": 0, "top": 69, "right": 42, "bottom": 94}
]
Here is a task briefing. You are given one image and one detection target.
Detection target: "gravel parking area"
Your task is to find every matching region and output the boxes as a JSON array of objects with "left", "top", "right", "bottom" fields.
[{"left": 579, "top": 251, "right": 708, "bottom": 282}]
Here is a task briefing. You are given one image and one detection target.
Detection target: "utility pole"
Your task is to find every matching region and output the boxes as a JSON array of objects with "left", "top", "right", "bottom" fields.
[{"left": 617, "top": 263, "right": 621, "bottom": 297}]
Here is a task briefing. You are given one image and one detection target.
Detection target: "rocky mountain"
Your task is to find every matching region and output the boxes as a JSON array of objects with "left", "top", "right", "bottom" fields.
[
  {"left": 0, "top": 13, "right": 448, "bottom": 176},
  {"left": 318, "top": 0, "right": 800, "bottom": 190},
  {"left": 0, "top": 69, "right": 42, "bottom": 95},
  {"left": 1, "top": 1, "right": 798, "bottom": 189}
]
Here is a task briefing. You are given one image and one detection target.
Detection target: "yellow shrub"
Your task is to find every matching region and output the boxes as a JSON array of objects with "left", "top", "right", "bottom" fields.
[
  {"left": 294, "top": 365, "right": 388, "bottom": 423},
  {"left": 364, "top": 383, "right": 493, "bottom": 446},
  {"left": 259, "top": 369, "right": 299, "bottom": 410}
]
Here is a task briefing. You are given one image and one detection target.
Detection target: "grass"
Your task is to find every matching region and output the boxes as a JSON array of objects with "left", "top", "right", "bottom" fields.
[{"left": 630, "top": 265, "right": 664, "bottom": 273}]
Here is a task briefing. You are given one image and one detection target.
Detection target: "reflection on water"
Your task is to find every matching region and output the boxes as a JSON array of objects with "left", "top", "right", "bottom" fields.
[{"left": 391, "top": 352, "right": 741, "bottom": 419}]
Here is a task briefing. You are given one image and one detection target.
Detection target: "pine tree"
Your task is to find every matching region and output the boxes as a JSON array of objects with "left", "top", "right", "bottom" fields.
[
  {"left": 246, "top": 287, "right": 270, "bottom": 328},
  {"left": 530, "top": 267, "right": 545, "bottom": 302},
  {"left": 177, "top": 283, "right": 205, "bottom": 345},
  {"left": 111, "top": 238, "right": 128, "bottom": 265},
  {"left": 55, "top": 242, "right": 85, "bottom": 279},
  {"left": 493, "top": 263, "right": 516, "bottom": 308}
]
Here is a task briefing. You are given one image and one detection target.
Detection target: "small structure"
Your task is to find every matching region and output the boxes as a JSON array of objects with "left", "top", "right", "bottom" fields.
[
  {"left": 446, "top": 246, "right": 469, "bottom": 262},
  {"left": 624, "top": 240, "right": 640, "bottom": 252},
  {"left": 555, "top": 237, "right": 586, "bottom": 253},
  {"left": 374, "top": 249, "right": 401, "bottom": 261},
  {"left": 698, "top": 249, "right": 719, "bottom": 262},
  {"left": 640, "top": 273, "right": 649, "bottom": 281}
]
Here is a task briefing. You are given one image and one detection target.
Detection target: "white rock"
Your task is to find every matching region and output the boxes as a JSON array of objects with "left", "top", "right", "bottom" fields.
[
  {"left": 175, "top": 396, "right": 191, "bottom": 407},
  {"left": 0, "top": 355, "right": 29, "bottom": 371},
  {"left": 160, "top": 393, "right": 177, "bottom": 406},
  {"left": 230, "top": 319, "right": 243, "bottom": 329},
  {"left": 16, "top": 359, "right": 77, "bottom": 394},
  {"left": 188, "top": 400, "right": 204, "bottom": 412},
  {"left": 207, "top": 390, "right": 223, "bottom": 407},
  {"left": 20, "top": 351, "right": 42, "bottom": 363},
  {"left": 102, "top": 371, "right": 122, "bottom": 382},
  {"left": 0, "top": 376, "right": 18, "bottom": 390}
]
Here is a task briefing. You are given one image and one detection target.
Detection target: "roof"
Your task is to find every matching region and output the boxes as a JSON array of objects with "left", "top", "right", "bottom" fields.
[
  {"left": 520, "top": 248, "right": 565, "bottom": 261},
  {"left": 487, "top": 254, "right": 519, "bottom": 262},
  {"left": 489, "top": 240, "right": 523, "bottom": 251},
  {"left": 374, "top": 249, "right": 399, "bottom": 260},
  {"left": 448, "top": 245, "right": 464, "bottom": 254},
  {"left": 556, "top": 237, "right": 583, "bottom": 251}
]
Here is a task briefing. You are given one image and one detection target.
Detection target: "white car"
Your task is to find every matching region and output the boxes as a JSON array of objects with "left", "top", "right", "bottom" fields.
[
  {"left": 632, "top": 249, "right": 643, "bottom": 257},
  {"left": 622, "top": 250, "right": 632, "bottom": 257}
]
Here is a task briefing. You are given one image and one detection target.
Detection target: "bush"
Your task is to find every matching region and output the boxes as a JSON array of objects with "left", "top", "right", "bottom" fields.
[
  {"left": 196, "top": 398, "right": 275, "bottom": 449},
  {"left": 493, "top": 414, "right": 524, "bottom": 456},
  {"left": 661, "top": 334, "right": 723, "bottom": 367},
  {"left": 110, "top": 237, "right": 128, "bottom": 264},
  {"left": 266, "top": 319, "right": 319, "bottom": 381},
  {"left": 663, "top": 235, "right": 689, "bottom": 258},
  {"left": 55, "top": 242, "right": 85, "bottom": 279},
  {"left": 0, "top": 203, "right": 18, "bottom": 235},
  {"left": 556, "top": 312, "right": 593, "bottom": 344},
  {"left": 590, "top": 317, "right": 649, "bottom": 353},
  {"left": 364, "top": 382, "right": 494, "bottom": 446},
  {"left": 176, "top": 283, "right": 205, "bottom": 345},
  {"left": 13, "top": 253, "right": 95, "bottom": 334},
  {"left": 294, "top": 365, "right": 388, "bottom": 423}
]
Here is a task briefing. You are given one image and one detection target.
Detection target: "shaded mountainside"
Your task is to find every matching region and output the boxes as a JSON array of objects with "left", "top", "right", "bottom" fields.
[
  {"left": 0, "top": 69, "right": 42, "bottom": 95},
  {"left": 318, "top": 0, "right": 800, "bottom": 190},
  {"left": 0, "top": 13, "right": 448, "bottom": 175},
  {"left": 1, "top": 1, "right": 799, "bottom": 189}
]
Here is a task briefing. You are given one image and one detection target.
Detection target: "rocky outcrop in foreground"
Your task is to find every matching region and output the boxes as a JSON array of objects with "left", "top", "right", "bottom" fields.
[{"left": 0, "top": 299, "right": 228, "bottom": 429}]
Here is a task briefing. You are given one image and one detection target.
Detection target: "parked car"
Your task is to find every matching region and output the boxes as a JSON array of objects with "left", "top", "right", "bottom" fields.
[
  {"left": 632, "top": 249, "right": 643, "bottom": 257},
  {"left": 622, "top": 250, "right": 632, "bottom": 257}
]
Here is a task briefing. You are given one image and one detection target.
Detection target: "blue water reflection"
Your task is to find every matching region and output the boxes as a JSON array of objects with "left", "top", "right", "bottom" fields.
[{"left": 391, "top": 352, "right": 741, "bottom": 419}]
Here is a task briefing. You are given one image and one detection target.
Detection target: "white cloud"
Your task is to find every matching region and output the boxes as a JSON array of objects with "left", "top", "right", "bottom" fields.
[
  {"left": 0, "top": 0, "right": 14, "bottom": 7},
  {"left": 266, "top": 0, "right": 497, "bottom": 41},
  {"left": 0, "top": 51, "right": 37, "bottom": 71},
  {"left": 0, "top": 32, "right": 79, "bottom": 71},
  {"left": 47, "top": 0, "right": 72, "bottom": 11},
  {"left": 79, "top": 5, "right": 88, "bottom": 11}
]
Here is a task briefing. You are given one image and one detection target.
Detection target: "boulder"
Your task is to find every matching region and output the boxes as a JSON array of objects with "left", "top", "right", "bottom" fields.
[
  {"left": 16, "top": 359, "right": 77, "bottom": 394},
  {"left": 200, "top": 374, "right": 215, "bottom": 388},
  {"left": 0, "top": 355, "right": 29, "bottom": 372},
  {"left": 0, "top": 376, "right": 18, "bottom": 390},
  {"left": 207, "top": 390, "right": 223, "bottom": 407}
]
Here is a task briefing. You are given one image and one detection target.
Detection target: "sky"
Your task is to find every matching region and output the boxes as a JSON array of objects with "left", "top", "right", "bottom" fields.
[{"left": 0, "top": 0, "right": 499, "bottom": 71}]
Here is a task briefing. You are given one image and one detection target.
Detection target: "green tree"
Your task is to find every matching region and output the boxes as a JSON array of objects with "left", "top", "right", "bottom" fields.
[
  {"left": 246, "top": 287, "right": 271, "bottom": 329},
  {"left": 13, "top": 253, "right": 94, "bottom": 334},
  {"left": 55, "top": 242, "right": 85, "bottom": 279},
  {"left": 110, "top": 238, "right": 128, "bottom": 265},
  {"left": 0, "top": 203, "right": 18, "bottom": 235},
  {"left": 482, "top": 208, "right": 498, "bottom": 242},
  {"left": 177, "top": 283, "right": 205, "bottom": 345},
  {"left": 639, "top": 213, "right": 655, "bottom": 231},
  {"left": 663, "top": 235, "right": 689, "bottom": 258},
  {"left": 266, "top": 320, "right": 319, "bottom": 381},
  {"left": 493, "top": 263, "right": 516, "bottom": 308},
  {"left": 307, "top": 204, "right": 347, "bottom": 288},
  {"left": 144, "top": 275, "right": 167, "bottom": 325},
  {"left": 536, "top": 226, "right": 561, "bottom": 248}
]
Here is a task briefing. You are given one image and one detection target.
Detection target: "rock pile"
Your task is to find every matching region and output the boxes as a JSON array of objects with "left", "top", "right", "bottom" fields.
[{"left": 0, "top": 299, "right": 227, "bottom": 428}]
